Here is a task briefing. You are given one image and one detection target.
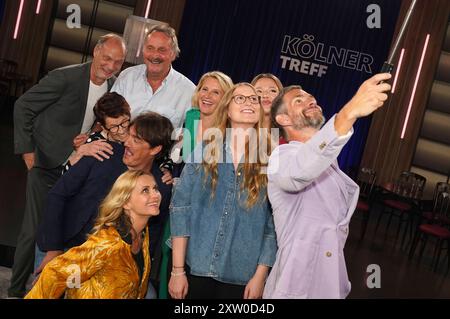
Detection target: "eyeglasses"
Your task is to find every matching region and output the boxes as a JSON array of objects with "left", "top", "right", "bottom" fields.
[
  {"left": 255, "top": 88, "right": 279, "bottom": 97},
  {"left": 232, "top": 95, "right": 260, "bottom": 104},
  {"left": 105, "top": 119, "right": 130, "bottom": 133}
]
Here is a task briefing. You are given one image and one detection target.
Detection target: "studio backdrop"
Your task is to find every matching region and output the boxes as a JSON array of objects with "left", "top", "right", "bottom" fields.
[
  {"left": 0, "top": 0, "right": 5, "bottom": 26},
  {"left": 174, "top": 0, "right": 401, "bottom": 172}
]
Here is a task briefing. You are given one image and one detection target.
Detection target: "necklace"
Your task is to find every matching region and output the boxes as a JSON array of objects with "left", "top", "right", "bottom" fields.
[{"left": 131, "top": 230, "right": 144, "bottom": 254}]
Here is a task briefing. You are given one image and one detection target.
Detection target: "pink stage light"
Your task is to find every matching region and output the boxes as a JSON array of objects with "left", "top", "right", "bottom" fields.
[
  {"left": 13, "top": 0, "right": 25, "bottom": 39},
  {"left": 36, "top": 0, "right": 42, "bottom": 14},
  {"left": 145, "top": 0, "right": 152, "bottom": 19},
  {"left": 400, "top": 34, "right": 430, "bottom": 139},
  {"left": 391, "top": 48, "right": 405, "bottom": 94}
]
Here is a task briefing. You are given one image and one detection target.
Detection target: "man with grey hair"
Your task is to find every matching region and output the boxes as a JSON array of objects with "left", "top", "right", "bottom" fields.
[
  {"left": 263, "top": 73, "right": 392, "bottom": 299},
  {"left": 112, "top": 24, "right": 195, "bottom": 128},
  {"left": 10, "top": 33, "right": 126, "bottom": 298}
]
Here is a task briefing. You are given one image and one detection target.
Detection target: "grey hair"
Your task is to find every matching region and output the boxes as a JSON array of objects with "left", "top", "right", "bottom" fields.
[
  {"left": 96, "top": 33, "right": 127, "bottom": 53},
  {"left": 145, "top": 24, "right": 180, "bottom": 58}
]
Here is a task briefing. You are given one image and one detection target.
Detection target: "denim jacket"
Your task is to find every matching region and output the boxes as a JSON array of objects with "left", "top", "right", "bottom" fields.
[{"left": 170, "top": 144, "right": 277, "bottom": 285}]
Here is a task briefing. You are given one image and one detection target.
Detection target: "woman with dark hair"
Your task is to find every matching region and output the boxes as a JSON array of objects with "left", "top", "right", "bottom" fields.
[
  {"left": 168, "top": 83, "right": 277, "bottom": 299},
  {"left": 26, "top": 170, "right": 161, "bottom": 299},
  {"left": 63, "top": 92, "right": 131, "bottom": 172}
]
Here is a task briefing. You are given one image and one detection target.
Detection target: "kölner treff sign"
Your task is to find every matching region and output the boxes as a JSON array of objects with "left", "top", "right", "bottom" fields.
[{"left": 280, "top": 34, "right": 374, "bottom": 78}]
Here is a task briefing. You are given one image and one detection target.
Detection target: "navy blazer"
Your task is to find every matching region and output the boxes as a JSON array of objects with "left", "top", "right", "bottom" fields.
[{"left": 37, "top": 142, "right": 172, "bottom": 261}]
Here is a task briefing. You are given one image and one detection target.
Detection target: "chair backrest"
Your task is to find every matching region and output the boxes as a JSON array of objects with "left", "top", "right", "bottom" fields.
[
  {"left": 0, "top": 59, "right": 18, "bottom": 77},
  {"left": 431, "top": 182, "right": 450, "bottom": 212},
  {"left": 357, "top": 167, "right": 377, "bottom": 198},
  {"left": 433, "top": 192, "right": 450, "bottom": 222},
  {"left": 394, "top": 171, "right": 426, "bottom": 199}
]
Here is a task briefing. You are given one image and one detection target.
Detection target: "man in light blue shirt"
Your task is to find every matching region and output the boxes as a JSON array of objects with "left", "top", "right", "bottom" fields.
[{"left": 112, "top": 24, "right": 195, "bottom": 128}]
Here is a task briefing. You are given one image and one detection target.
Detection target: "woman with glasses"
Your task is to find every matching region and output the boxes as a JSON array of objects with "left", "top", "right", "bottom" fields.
[
  {"left": 168, "top": 83, "right": 277, "bottom": 299},
  {"left": 26, "top": 170, "right": 161, "bottom": 299},
  {"left": 63, "top": 92, "right": 131, "bottom": 173}
]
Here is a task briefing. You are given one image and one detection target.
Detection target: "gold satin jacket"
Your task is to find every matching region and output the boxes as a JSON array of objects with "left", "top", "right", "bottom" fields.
[{"left": 25, "top": 226, "right": 150, "bottom": 299}]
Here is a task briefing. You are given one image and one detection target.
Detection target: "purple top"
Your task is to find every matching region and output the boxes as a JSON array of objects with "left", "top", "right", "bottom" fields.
[{"left": 264, "top": 115, "right": 359, "bottom": 299}]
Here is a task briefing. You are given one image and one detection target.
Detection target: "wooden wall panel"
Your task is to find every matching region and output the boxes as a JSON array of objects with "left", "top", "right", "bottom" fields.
[
  {"left": 360, "top": 0, "right": 450, "bottom": 187},
  {"left": 0, "top": 0, "right": 56, "bottom": 92},
  {"left": 134, "top": 0, "right": 186, "bottom": 32},
  {"left": 0, "top": 0, "right": 185, "bottom": 90}
]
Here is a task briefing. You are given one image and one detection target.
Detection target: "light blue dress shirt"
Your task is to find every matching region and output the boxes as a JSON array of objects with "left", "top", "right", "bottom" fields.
[{"left": 111, "top": 65, "right": 195, "bottom": 128}]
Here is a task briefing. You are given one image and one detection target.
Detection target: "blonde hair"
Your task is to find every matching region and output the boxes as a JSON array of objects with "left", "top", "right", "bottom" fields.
[
  {"left": 91, "top": 170, "right": 151, "bottom": 235},
  {"left": 203, "top": 83, "right": 271, "bottom": 207},
  {"left": 191, "top": 71, "right": 234, "bottom": 108}
]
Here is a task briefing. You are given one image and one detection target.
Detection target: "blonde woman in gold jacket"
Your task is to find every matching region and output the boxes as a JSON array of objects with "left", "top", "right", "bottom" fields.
[{"left": 25, "top": 170, "right": 162, "bottom": 299}]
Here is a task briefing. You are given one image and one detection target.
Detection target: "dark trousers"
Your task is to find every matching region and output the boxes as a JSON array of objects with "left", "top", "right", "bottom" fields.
[
  {"left": 187, "top": 273, "right": 246, "bottom": 299},
  {"left": 8, "top": 167, "right": 60, "bottom": 297}
]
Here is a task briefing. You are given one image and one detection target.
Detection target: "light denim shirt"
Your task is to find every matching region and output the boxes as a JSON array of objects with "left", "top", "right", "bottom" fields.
[
  {"left": 170, "top": 143, "right": 277, "bottom": 285},
  {"left": 111, "top": 65, "right": 195, "bottom": 128}
]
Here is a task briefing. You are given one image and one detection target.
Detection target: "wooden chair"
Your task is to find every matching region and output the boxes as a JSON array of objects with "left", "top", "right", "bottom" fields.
[
  {"left": 355, "top": 168, "right": 377, "bottom": 239},
  {"left": 0, "top": 59, "right": 31, "bottom": 97},
  {"left": 409, "top": 191, "right": 450, "bottom": 271},
  {"left": 421, "top": 182, "right": 450, "bottom": 224},
  {"left": 374, "top": 171, "right": 426, "bottom": 247}
]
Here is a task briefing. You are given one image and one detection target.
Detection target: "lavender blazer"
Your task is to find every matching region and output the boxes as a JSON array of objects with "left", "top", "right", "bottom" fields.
[{"left": 263, "top": 116, "right": 359, "bottom": 299}]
